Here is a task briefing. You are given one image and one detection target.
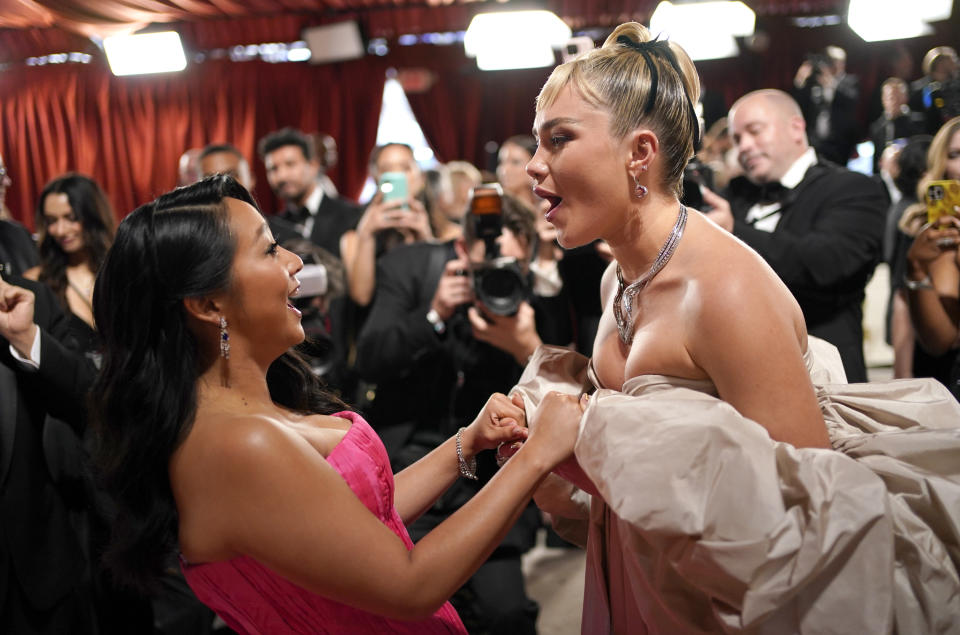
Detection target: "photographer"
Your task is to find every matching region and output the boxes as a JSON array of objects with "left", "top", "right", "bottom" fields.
[
  {"left": 793, "top": 46, "right": 861, "bottom": 166},
  {"left": 355, "top": 190, "right": 571, "bottom": 634}
]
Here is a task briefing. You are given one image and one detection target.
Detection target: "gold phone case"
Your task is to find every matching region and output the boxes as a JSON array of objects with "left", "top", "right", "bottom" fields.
[{"left": 926, "top": 180, "right": 960, "bottom": 225}]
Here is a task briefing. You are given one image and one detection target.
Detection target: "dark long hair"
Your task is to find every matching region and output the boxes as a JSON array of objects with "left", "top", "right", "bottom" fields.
[
  {"left": 35, "top": 173, "right": 116, "bottom": 312},
  {"left": 90, "top": 175, "right": 346, "bottom": 592}
]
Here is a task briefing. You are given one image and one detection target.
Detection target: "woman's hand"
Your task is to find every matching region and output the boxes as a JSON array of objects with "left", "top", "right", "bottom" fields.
[
  {"left": 907, "top": 216, "right": 960, "bottom": 278},
  {"left": 524, "top": 391, "right": 587, "bottom": 470},
  {"left": 355, "top": 193, "right": 413, "bottom": 240},
  {"left": 462, "top": 392, "right": 528, "bottom": 458},
  {"left": 395, "top": 197, "right": 434, "bottom": 243}
]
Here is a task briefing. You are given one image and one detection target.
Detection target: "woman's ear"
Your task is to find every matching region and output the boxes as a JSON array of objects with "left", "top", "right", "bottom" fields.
[
  {"left": 182, "top": 295, "right": 223, "bottom": 328},
  {"left": 627, "top": 129, "right": 660, "bottom": 179}
]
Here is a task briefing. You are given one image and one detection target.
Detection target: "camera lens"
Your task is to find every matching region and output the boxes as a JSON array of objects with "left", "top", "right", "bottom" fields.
[{"left": 474, "top": 258, "right": 527, "bottom": 316}]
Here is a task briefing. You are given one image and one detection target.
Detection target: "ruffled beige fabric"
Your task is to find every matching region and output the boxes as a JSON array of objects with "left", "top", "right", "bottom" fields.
[{"left": 512, "top": 340, "right": 960, "bottom": 634}]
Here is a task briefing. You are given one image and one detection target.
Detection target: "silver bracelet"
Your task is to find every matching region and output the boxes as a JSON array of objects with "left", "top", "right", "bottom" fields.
[
  {"left": 904, "top": 274, "right": 934, "bottom": 291},
  {"left": 456, "top": 427, "right": 478, "bottom": 480}
]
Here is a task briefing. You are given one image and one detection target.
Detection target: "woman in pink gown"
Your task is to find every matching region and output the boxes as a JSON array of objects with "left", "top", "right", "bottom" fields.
[{"left": 90, "top": 176, "right": 583, "bottom": 634}]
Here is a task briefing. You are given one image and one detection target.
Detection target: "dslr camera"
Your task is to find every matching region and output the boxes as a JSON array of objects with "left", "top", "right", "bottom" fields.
[{"left": 465, "top": 184, "right": 528, "bottom": 316}]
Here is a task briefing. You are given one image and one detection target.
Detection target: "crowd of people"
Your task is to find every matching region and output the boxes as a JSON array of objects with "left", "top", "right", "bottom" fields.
[{"left": 1, "top": 23, "right": 959, "bottom": 635}]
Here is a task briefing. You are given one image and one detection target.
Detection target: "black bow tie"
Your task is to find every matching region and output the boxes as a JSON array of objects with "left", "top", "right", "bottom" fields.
[
  {"left": 758, "top": 182, "right": 790, "bottom": 206},
  {"left": 287, "top": 205, "right": 310, "bottom": 224}
]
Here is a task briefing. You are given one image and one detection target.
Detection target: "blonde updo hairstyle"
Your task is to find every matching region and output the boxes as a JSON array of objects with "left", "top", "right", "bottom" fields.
[{"left": 535, "top": 22, "right": 701, "bottom": 196}]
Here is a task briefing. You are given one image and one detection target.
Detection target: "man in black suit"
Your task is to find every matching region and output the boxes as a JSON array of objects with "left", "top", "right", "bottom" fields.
[
  {"left": 356, "top": 195, "right": 571, "bottom": 634},
  {"left": 258, "top": 127, "right": 361, "bottom": 258},
  {"left": 707, "top": 89, "right": 887, "bottom": 382},
  {"left": 869, "top": 78, "right": 925, "bottom": 175},
  {"left": 0, "top": 153, "right": 39, "bottom": 277},
  {"left": 259, "top": 128, "right": 362, "bottom": 391},
  {"left": 793, "top": 46, "right": 861, "bottom": 166},
  {"left": 0, "top": 274, "right": 97, "bottom": 633}
]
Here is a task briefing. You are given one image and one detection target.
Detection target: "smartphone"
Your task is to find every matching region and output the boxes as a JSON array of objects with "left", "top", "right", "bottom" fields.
[
  {"left": 925, "top": 179, "right": 960, "bottom": 225},
  {"left": 378, "top": 171, "right": 408, "bottom": 209}
]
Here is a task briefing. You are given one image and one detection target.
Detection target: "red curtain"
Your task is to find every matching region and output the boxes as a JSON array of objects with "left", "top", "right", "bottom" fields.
[{"left": 0, "top": 55, "right": 387, "bottom": 229}]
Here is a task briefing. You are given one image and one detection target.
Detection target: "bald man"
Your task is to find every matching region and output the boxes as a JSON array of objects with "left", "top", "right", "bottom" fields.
[{"left": 711, "top": 89, "right": 887, "bottom": 382}]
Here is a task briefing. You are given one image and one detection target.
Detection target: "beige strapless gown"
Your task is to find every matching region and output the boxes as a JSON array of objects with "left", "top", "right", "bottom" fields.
[{"left": 512, "top": 339, "right": 960, "bottom": 634}]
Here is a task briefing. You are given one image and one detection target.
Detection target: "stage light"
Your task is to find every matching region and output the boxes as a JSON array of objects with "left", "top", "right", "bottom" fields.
[
  {"left": 103, "top": 31, "right": 187, "bottom": 76},
  {"left": 464, "top": 10, "right": 571, "bottom": 71},
  {"left": 848, "top": 0, "right": 952, "bottom": 42},
  {"left": 649, "top": 1, "right": 755, "bottom": 61}
]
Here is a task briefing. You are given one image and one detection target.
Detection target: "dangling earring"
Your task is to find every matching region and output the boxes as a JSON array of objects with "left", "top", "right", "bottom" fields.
[
  {"left": 219, "top": 316, "right": 230, "bottom": 360},
  {"left": 634, "top": 175, "right": 648, "bottom": 199}
]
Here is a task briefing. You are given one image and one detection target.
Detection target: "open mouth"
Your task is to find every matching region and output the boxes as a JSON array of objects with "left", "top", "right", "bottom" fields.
[
  {"left": 287, "top": 282, "right": 302, "bottom": 315},
  {"left": 534, "top": 187, "right": 562, "bottom": 218}
]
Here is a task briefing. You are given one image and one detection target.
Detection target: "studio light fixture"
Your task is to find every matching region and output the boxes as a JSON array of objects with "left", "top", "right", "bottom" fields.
[
  {"left": 464, "top": 10, "right": 571, "bottom": 71},
  {"left": 848, "top": 0, "right": 952, "bottom": 42},
  {"left": 649, "top": 1, "right": 755, "bottom": 61},
  {"left": 103, "top": 31, "right": 187, "bottom": 76}
]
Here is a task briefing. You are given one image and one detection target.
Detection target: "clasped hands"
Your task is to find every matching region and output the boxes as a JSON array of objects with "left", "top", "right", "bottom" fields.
[{"left": 461, "top": 390, "right": 588, "bottom": 471}]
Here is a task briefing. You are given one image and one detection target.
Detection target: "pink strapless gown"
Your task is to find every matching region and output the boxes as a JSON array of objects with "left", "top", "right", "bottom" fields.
[{"left": 181, "top": 411, "right": 467, "bottom": 635}]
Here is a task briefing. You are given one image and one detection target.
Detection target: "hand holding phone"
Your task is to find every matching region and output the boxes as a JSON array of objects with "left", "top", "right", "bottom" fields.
[
  {"left": 378, "top": 172, "right": 408, "bottom": 209},
  {"left": 925, "top": 180, "right": 960, "bottom": 226}
]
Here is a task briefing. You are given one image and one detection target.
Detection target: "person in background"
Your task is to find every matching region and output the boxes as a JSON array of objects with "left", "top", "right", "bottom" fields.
[
  {"left": 899, "top": 116, "right": 960, "bottom": 391},
  {"left": 258, "top": 127, "right": 361, "bottom": 259},
  {"left": 497, "top": 136, "right": 540, "bottom": 212},
  {"left": 177, "top": 148, "right": 203, "bottom": 187},
  {"left": 793, "top": 46, "right": 861, "bottom": 166},
  {"left": 708, "top": 89, "right": 887, "bottom": 382},
  {"left": 0, "top": 153, "right": 39, "bottom": 276},
  {"left": 868, "top": 78, "right": 925, "bottom": 175},
  {"left": 910, "top": 46, "right": 959, "bottom": 133},
  {"left": 198, "top": 143, "right": 256, "bottom": 192},
  {"left": 356, "top": 192, "right": 572, "bottom": 634},
  {"left": 883, "top": 135, "right": 933, "bottom": 378},
  {"left": 423, "top": 161, "right": 481, "bottom": 242},
  {"left": 0, "top": 273, "right": 101, "bottom": 634},
  {"left": 313, "top": 132, "right": 340, "bottom": 198},
  {"left": 339, "top": 143, "right": 434, "bottom": 307},
  {"left": 24, "top": 174, "right": 114, "bottom": 346}
]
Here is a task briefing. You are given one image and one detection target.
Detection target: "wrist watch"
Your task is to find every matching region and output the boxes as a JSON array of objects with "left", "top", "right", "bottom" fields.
[
  {"left": 426, "top": 308, "right": 446, "bottom": 335},
  {"left": 903, "top": 274, "right": 934, "bottom": 291}
]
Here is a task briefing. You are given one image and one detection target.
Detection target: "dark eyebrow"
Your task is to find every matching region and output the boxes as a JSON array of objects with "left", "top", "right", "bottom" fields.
[{"left": 533, "top": 117, "right": 579, "bottom": 137}]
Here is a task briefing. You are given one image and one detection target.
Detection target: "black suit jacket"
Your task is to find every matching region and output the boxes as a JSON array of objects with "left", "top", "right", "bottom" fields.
[
  {"left": 0, "top": 277, "right": 95, "bottom": 612},
  {"left": 794, "top": 74, "right": 861, "bottom": 165},
  {"left": 726, "top": 159, "right": 887, "bottom": 382},
  {"left": 0, "top": 220, "right": 38, "bottom": 277},
  {"left": 268, "top": 192, "right": 362, "bottom": 259},
  {"left": 868, "top": 110, "right": 925, "bottom": 174},
  {"left": 356, "top": 241, "right": 572, "bottom": 440}
]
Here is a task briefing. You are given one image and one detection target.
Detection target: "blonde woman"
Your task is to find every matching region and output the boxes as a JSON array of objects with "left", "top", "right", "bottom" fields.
[{"left": 517, "top": 22, "right": 960, "bottom": 633}]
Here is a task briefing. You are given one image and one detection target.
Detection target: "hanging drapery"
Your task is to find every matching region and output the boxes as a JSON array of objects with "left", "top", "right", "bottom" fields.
[{"left": 0, "top": 56, "right": 387, "bottom": 226}]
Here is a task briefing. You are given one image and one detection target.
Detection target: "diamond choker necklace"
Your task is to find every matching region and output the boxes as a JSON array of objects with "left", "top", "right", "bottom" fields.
[{"left": 613, "top": 204, "right": 688, "bottom": 345}]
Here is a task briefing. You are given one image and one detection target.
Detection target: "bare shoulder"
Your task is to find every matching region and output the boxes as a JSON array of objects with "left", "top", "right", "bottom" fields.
[
  {"left": 172, "top": 411, "right": 337, "bottom": 561},
  {"left": 23, "top": 266, "right": 40, "bottom": 281},
  {"left": 692, "top": 217, "right": 801, "bottom": 327},
  {"left": 679, "top": 215, "right": 807, "bottom": 355}
]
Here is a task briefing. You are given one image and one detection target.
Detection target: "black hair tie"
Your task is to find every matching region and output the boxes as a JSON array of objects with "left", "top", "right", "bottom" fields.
[{"left": 616, "top": 34, "right": 702, "bottom": 152}]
